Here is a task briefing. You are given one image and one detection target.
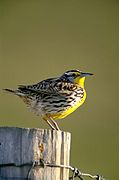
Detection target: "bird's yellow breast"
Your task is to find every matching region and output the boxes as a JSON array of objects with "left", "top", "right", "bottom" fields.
[{"left": 49, "top": 90, "right": 86, "bottom": 120}]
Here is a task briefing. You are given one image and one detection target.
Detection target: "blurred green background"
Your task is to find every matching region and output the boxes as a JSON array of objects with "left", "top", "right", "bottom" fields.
[{"left": 0, "top": 0, "right": 119, "bottom": 179}]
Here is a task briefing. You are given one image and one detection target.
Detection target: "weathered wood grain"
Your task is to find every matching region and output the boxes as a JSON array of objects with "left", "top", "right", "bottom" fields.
[{"left": 0, "top": 127, "right": 71, "bottom": 180}]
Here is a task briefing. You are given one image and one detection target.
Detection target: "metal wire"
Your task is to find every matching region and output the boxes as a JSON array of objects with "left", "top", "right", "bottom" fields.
[
  {"left": 27, "top": 159, "right": 106, "bottom": 180},
  {"left": 0, "top": 159, "right": 106, "bottom": 180}
]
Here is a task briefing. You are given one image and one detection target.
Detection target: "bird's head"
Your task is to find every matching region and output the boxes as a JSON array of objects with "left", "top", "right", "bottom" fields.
[{"left": 61, "top": 69, "right": 93, "bottom": 87}]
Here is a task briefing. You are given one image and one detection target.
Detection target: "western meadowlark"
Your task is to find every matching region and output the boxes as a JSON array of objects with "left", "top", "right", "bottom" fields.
[{"left": 4, "top": 69, "right": 93, "bottom": 130}]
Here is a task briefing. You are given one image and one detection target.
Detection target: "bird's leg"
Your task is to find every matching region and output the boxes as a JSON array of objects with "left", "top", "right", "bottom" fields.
[
  {"left": 49, "top": 117, "right": 60, "bottom": 131},
  {"left": 43, "top": 116, "right": 60, "bottom": 130},
  {"left": 45, "top": 119, "right": 56, "bottom": 130}
]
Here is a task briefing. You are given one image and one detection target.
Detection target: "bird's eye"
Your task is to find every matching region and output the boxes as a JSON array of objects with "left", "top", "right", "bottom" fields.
[{"left": 72, "top": 73, "right": 76, "bottom": 77}]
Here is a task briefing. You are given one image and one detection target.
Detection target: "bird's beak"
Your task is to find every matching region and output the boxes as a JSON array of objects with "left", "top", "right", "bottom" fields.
[{"left": 80, "top": 72, "right": 93, "bottom": 77}]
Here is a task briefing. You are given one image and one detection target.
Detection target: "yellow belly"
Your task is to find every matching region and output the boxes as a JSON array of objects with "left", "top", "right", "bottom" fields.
[{"left": 49, "top": 91, "right": 86, "bottom": 120}]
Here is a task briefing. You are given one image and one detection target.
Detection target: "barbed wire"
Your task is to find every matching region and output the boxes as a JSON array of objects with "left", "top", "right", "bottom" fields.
[
  {"left": 0, "top": 159, "right": 107, "bottom": 180},
  {"left": 28, "top": 159, "right": 106, "bottom": 180}
]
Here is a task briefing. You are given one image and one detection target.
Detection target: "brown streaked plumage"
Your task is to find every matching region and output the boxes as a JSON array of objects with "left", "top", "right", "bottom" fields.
[{"left": 4, "top": 69, "right": 93, "bottom": 130}]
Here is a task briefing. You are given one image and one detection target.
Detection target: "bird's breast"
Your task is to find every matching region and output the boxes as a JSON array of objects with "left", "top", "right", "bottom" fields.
[
  {"left": 54, "top": 89, "right": 86, "bottom": 119},
  {"left": 43, "top": 88, "right": 87, "bottom": 120}
]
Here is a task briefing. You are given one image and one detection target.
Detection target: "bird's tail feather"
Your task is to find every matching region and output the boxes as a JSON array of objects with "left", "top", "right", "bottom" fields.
[
  {"left": 3, "top": 88, "right": 15, "bottom": 94},
  {"left": 3, "top": 88, "right": 25, "bottom": 97},
  {"left": 3, "top": 87, "right": 35, "bottom": 97}
]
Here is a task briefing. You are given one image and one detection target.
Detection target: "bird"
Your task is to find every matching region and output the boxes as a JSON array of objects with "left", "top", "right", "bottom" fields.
[{"left": 4, "top": 69, "right": 93, "bottom": 130}]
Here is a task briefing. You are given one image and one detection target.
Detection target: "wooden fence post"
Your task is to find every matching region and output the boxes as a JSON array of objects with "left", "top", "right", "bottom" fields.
[{"left": 0, "top": 127, "right": 71, "bottom": 180}]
